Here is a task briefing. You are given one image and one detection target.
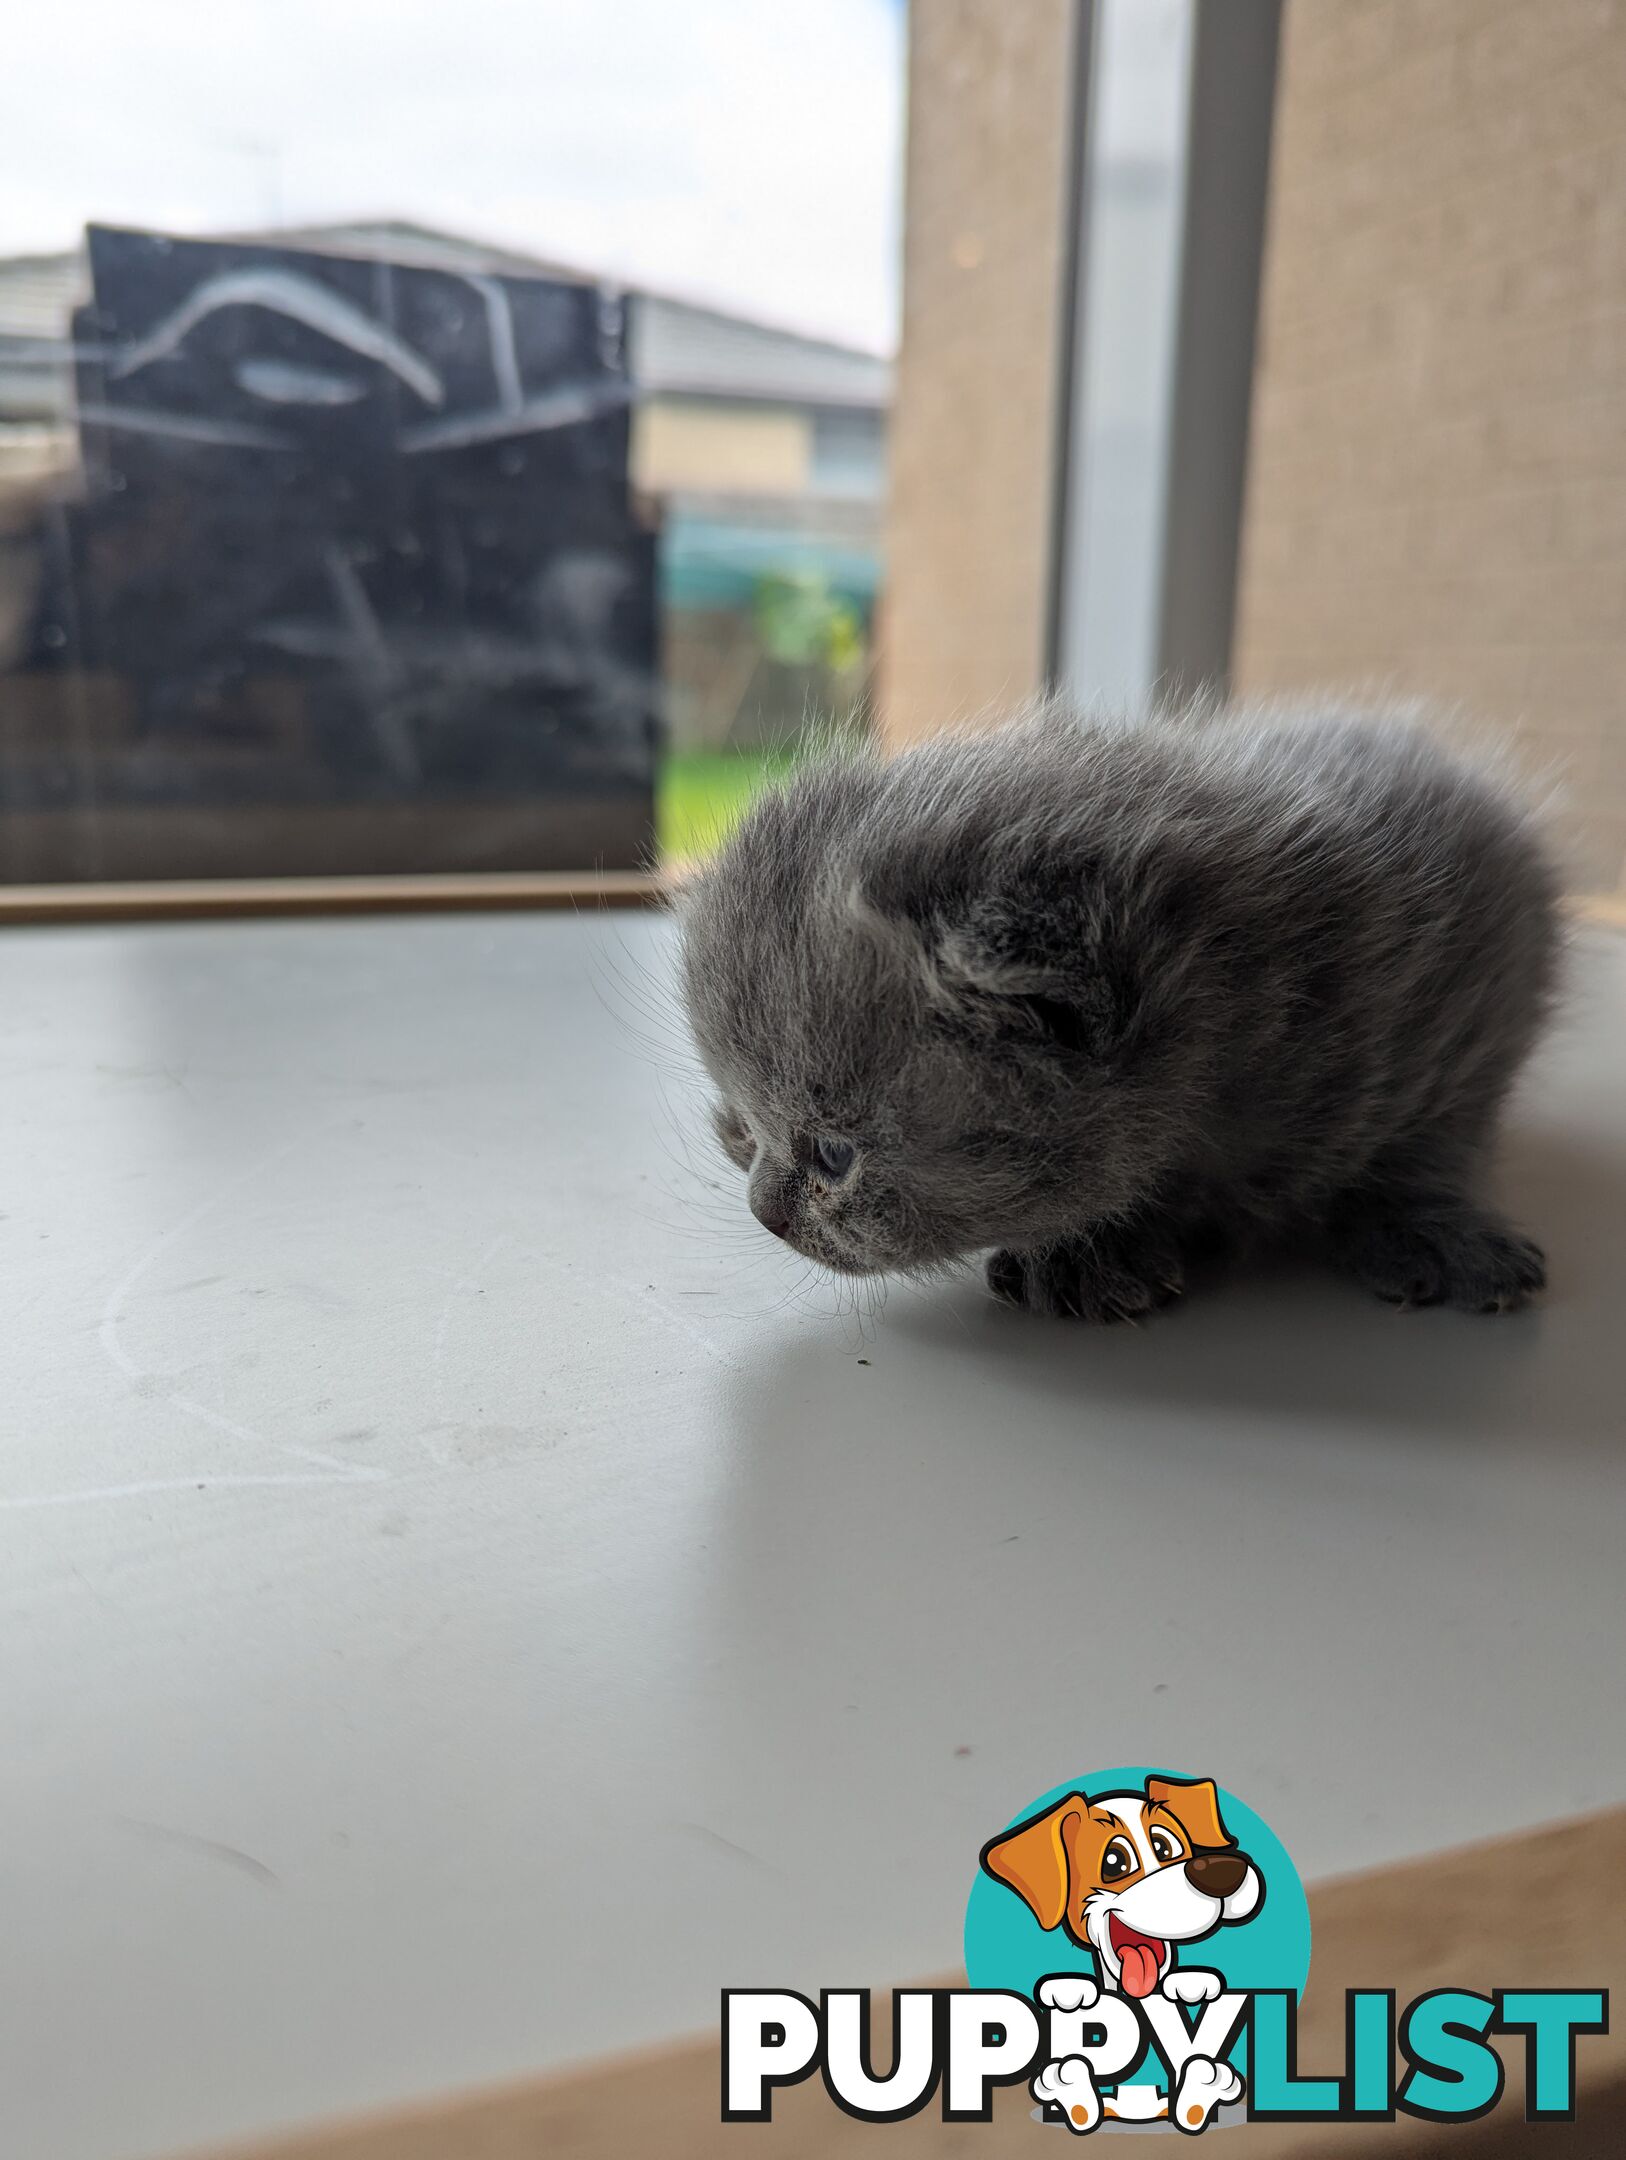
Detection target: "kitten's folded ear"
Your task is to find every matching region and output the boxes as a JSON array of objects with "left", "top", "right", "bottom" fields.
[
  {"left": 937, "top": 896, "right": 1136, "bottom": 1059},
  {"left": 844, "top": 878, "right": 1135, "bottom": 1061}
]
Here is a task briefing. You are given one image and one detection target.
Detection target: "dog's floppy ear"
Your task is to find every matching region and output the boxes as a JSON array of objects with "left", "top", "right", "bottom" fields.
[
  {"left": 1146, "top": 1775, "right": 1235, "bottom": 1852},
  {"left": 980, "top": 1795, "right": 1086, "bottom": 1931}
]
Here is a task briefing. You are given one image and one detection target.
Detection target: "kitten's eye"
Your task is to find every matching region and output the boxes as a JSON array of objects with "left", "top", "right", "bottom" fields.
[{"left": 812, "top": 1136, "right": 856, "bottom": 1179}]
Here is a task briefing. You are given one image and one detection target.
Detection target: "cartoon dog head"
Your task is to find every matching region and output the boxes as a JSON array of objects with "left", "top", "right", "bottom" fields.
[{"left": 980, "top": 1776, "right": 1262, "bottom": 1999}]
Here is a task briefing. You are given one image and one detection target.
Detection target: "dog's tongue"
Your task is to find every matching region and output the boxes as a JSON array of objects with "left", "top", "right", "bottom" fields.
[{"left": 1119, "top": 1940, "right": 1163, "bottom": 1999}]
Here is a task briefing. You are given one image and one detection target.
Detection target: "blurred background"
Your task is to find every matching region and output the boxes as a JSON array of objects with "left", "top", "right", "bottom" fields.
[{"left": 1, "top": 0, "right": 1623, "bottom": 890}]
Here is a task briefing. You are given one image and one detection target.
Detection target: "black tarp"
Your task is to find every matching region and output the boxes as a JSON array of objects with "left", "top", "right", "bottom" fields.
[{"left": 1, "top": 225, "right": 659, "bottom": 879}]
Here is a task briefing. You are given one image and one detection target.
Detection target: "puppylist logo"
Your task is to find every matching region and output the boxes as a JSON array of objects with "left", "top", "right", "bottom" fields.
[
  {"left": 970, "top": 1770, "right": 1285, "bottom": 2130},
  {"left": 723, "top": 1767, "right": 1608, "bottom": 2134}
]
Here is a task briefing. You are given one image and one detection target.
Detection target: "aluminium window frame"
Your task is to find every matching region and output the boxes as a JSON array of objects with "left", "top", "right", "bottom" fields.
[{"left": 1047, "top": 0, "right": 1283, "bottom": 712}]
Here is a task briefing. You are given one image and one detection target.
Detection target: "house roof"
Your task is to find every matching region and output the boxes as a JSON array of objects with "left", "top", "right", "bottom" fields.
[
  {"left": 632, "top": 292, "right": 888, "bottom": 411},
  {"left": 0, "top": 251, "right": 84, "bottom": 340}
]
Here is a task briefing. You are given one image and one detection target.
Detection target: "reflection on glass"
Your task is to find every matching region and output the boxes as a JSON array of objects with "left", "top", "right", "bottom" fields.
[{"left": 0, "top": 2, "right": 902, "bottom": 879}]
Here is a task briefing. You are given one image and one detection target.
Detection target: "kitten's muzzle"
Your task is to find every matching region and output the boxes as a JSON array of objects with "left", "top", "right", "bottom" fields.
[{"left": 747, "top": 1173, "right": 793, "bottom": 1241}]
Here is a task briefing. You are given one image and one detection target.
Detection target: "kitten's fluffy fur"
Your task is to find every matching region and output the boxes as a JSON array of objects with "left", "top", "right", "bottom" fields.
[{"left": 679, "top": 701, "right": 1560, "bottom": 1318}]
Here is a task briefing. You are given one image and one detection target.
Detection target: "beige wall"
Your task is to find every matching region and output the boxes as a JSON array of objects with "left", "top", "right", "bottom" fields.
[
  {"left": 631, "top": 399, "right": 811, "bottom": 496},
  {"left": 879, "top": 0, "right": 1076, "bottom": 745},
  {"left": 1235, "top": 0, "right": 1626, "bottom": 891}
]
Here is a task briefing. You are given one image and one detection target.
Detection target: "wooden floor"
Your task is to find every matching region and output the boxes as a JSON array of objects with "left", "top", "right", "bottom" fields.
[{"left": 210, "top": 1809, "right": 1626, "bottom": 2158}]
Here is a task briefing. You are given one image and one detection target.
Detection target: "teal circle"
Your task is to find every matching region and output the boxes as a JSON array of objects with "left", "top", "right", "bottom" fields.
[{"left": 964, "top": 1765, "right": 1311, "bottom": 2006}]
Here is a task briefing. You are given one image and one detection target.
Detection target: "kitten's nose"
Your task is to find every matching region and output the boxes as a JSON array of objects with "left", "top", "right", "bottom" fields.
[
  {"left": 748, "top": 1180, "right": 793, "bottom": 1240},
  {"left": 1185, "top": 1851, "right": 1249, "bottom": 1899}
]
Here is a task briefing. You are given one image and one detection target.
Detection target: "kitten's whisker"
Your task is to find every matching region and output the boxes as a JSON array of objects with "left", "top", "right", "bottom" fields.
[
  {"left": 587, "top": 934, "right": 698, "bottom": 1066},
  {"left": 587, "top": 978, "right": 689, "bottom": 1071}
]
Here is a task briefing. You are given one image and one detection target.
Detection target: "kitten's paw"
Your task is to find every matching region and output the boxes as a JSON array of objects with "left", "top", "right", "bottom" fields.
[
  {"left": 1334, "top": 1206, "right": 1546, "bottom": 1314},
  {"left": 987, "top": 1234, "right": 1184, "bottom": 1324}
]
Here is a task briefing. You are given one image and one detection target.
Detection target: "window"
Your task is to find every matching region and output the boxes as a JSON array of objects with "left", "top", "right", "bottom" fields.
[{"left": 0, "top": 1, "right": 905, "bottom": 886}]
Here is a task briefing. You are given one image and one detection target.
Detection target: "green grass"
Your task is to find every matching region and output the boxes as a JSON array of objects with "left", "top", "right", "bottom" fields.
[{"left": 658, "top": 747, "right": 801, "bottom": 862}]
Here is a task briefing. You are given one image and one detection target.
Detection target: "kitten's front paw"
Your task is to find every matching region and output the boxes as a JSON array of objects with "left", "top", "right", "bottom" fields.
[
  {"left": 1334, "top": 1205, "right": 1546, "bottom": 1314},
  {"left": 987, "top": 1233, "right": 1183, "bottom": 1324}
]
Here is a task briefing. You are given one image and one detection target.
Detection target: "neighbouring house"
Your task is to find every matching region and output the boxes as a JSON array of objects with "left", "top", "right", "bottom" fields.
[{"left": 0, "top": 219, "right": 890, "bottom": 755}]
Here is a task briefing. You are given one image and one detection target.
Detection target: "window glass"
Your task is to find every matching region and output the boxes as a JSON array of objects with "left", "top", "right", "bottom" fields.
[{"left": 0, "top": 0, "right": 904, "bottom": 880}]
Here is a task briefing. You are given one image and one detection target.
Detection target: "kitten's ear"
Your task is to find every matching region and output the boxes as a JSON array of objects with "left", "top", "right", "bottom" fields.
[
  {"left": 934, "top": 897, "right": 1135, "bottom": 1061},
  {"left": 840, "top": 878, "right": 1134, "bottom": 1059}
]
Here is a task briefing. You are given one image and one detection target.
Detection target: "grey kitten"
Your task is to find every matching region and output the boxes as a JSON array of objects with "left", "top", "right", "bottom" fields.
[{"left": 677, "top": 700, "right": 1560, "bottom": 1319}]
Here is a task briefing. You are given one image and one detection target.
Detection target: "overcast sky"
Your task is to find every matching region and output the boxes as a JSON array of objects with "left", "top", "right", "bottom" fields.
[{"left": 0, "top": 0, "right": 906, "bottom": 352}]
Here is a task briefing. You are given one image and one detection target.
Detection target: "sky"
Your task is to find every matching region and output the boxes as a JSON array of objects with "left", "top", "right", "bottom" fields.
[{"left": 0, "top": 0, "right": 906, "bottom": 353}]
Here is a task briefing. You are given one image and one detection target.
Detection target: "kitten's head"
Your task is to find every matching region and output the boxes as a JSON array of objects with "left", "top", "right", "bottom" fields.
[{"left": 677, "top": 756, "right": 1158, "bottom": 1278}]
